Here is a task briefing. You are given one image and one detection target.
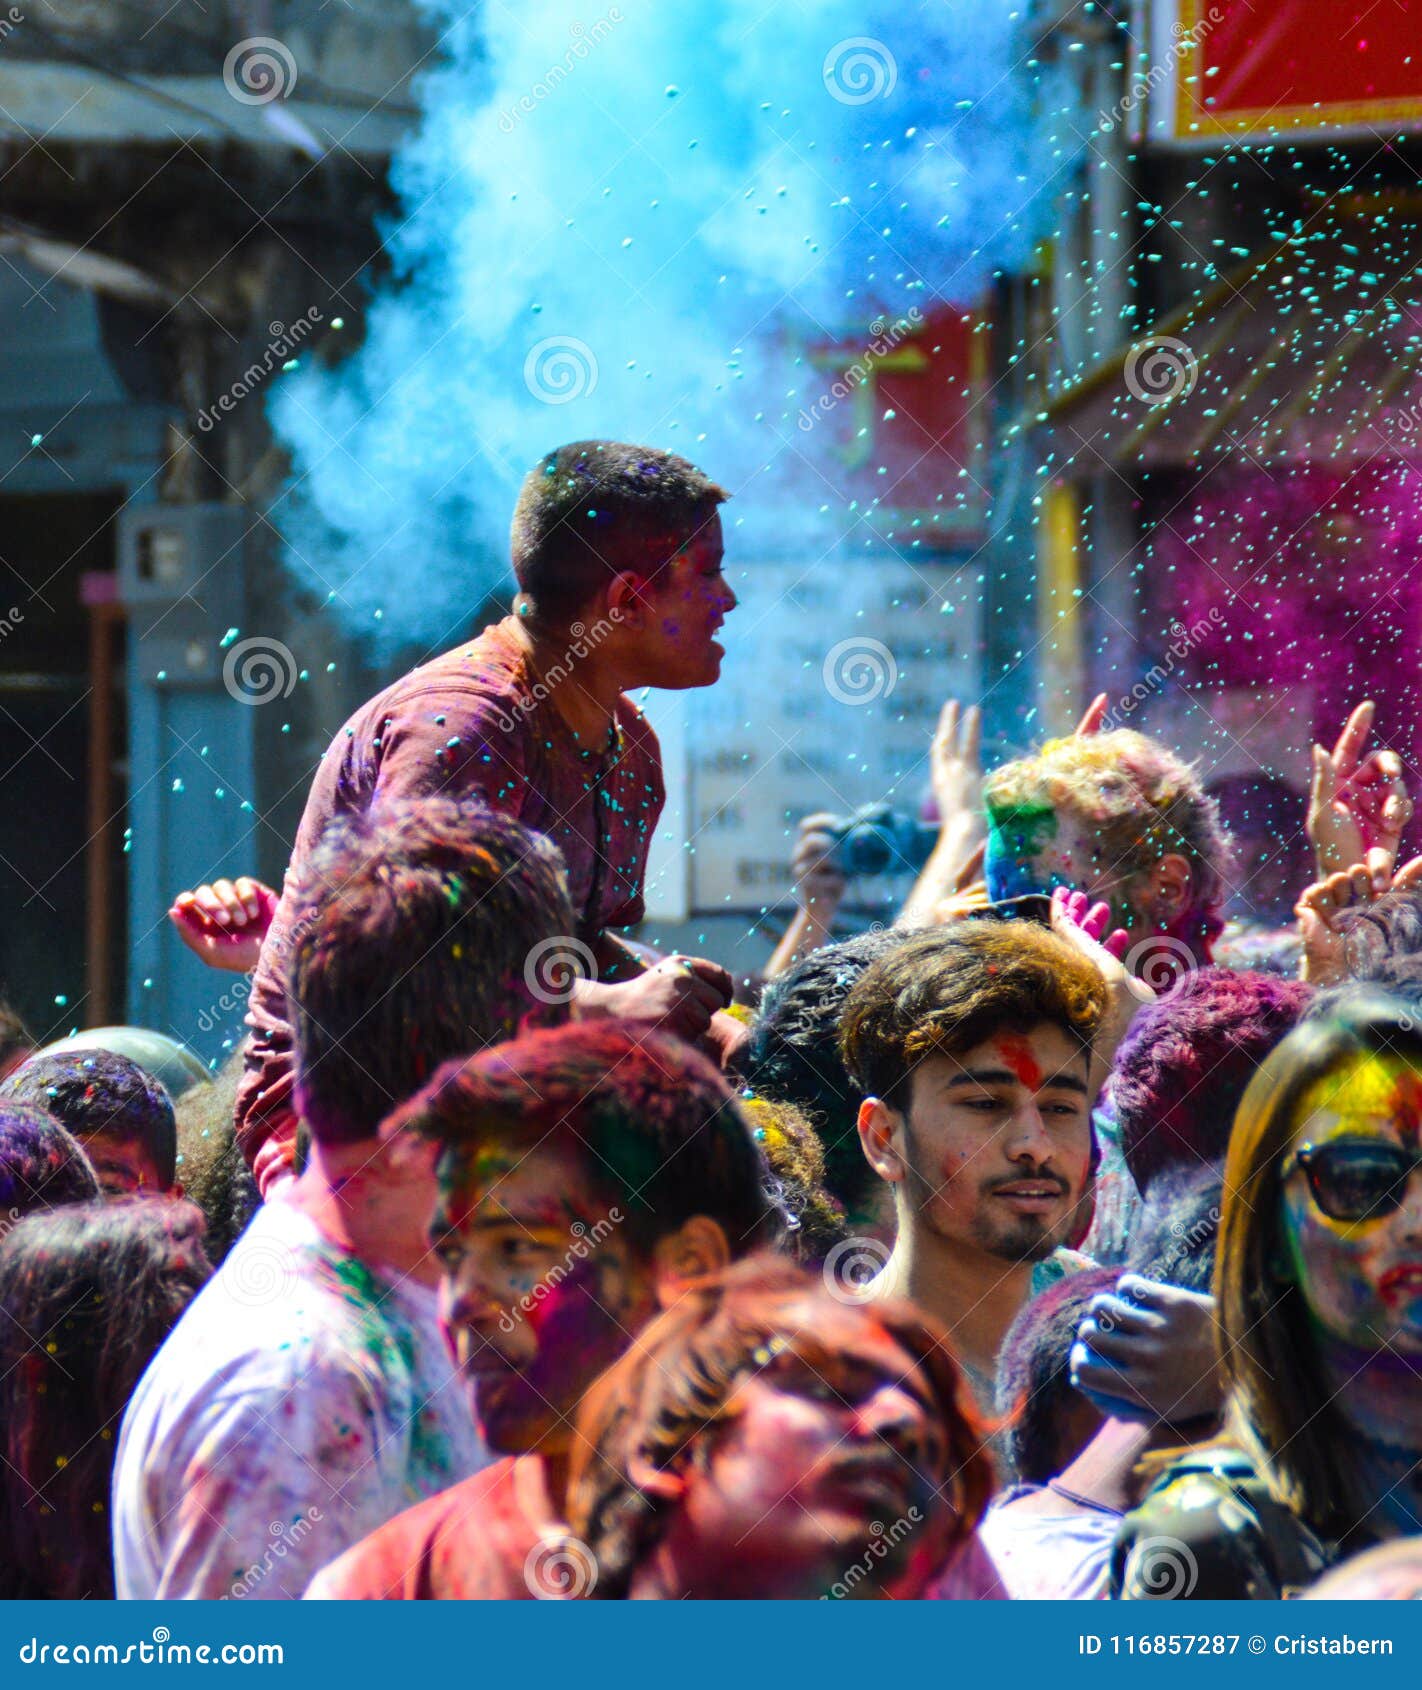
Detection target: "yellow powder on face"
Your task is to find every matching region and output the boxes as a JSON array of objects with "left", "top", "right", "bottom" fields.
[{"left": 1294, "top": 1051, "right": 1422, "bottom": 1150}]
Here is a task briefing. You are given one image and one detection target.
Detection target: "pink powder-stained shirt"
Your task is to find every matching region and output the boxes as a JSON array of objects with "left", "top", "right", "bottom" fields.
[
  {"left": 235, "top": 618, "right": 665, "bottom": 1196},
  {"left": 303, "top": 1457, "right": 546, "bottom": 1600}
]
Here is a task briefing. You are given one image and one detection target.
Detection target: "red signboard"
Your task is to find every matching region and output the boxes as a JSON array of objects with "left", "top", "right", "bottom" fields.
[
  {"left": 794, "top": 305, "right": 989, "bottom": 546},
  {"left": 1155, "top": 0, "right": 1422, "bottom": 143}
]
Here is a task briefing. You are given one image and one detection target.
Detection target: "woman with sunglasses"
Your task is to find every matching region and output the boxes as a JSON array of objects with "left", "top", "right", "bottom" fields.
[{"left": 1110, "top": 990, "right": 1422, "bottom": 1598}]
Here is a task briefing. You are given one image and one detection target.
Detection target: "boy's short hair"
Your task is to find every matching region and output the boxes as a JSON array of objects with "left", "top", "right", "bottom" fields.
[
  {"left": 390, "top": 1020, "right": 780, "bottom": 1260},
  {"left": 2, "top": 1051, "right": 176, "bottom": 1188},
  {"left": 839, "top": 922, "right": 1107, "bottom": 1106},
  {"left": 0, "top": 1102, "right": 100, "bottom": 1218},
  {"left": 510, "top": 441, "right": 727, "bottom": 627},
  {"left": 289, "top": 797, "right": 575, "bottom": 1146}
]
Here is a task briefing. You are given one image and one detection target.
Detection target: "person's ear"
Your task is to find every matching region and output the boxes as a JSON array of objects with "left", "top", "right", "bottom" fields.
[
  {"left": 605, "top": 569, "right": 649, "bottom": 630},
  {"left": 167, "top": 1180, "right": 185, "bottom": 1200},
  {"left": 1140, "top": 852, "right": 1193, "bottom": 923},
  {"left": 859, "top": 1096, "right": 907, "bottom": 1185},
  {"left": 650, "top": 1215, "right": 730, "bottom": 1303}
]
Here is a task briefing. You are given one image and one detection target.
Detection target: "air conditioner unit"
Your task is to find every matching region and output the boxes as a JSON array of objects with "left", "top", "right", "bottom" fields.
[{"left": 117, "top": 503, "right": 250, "bottom": 689}]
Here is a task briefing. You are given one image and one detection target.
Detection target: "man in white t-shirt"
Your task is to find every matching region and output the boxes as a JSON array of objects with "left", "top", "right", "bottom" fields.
[{"left": 113, "top": 798, "right": 576, "bottom": 1598}]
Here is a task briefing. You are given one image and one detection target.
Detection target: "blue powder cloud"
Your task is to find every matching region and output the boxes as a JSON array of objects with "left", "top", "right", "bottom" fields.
[{"left": 269, "top": 0, "right": 1082, "bottom": 650}]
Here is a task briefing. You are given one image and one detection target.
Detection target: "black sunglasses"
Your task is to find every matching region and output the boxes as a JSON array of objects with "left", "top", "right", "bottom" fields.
[{"left": 1286, "top": 1138, "right": 1422, "bottom": 1224}]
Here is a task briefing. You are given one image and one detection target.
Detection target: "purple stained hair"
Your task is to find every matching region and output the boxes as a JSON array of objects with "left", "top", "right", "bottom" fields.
[{"left": 1108, "top": 967, "right": 1312, "bottom": 1194}]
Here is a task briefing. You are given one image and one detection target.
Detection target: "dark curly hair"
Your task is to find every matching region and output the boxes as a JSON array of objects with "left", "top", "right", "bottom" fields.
[
  {"left": 1109, "top": 967, "right": 1310, "bottom": 1194},
  {"left": 995, "top": 1266, "right": 1118, "bottom": 1483},
  {"left": 739, "top": 1096, "right": 848, "bottom": 1264},
  {"left": 1341, "top": 885, "right": 1422, "bottom": 979},
  {"left": 742, "top": 928, "right": 908, "bottom": 1223}
]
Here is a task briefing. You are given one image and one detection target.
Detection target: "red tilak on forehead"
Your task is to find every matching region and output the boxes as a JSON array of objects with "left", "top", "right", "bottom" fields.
[{"left": 994, "top": 1033, "right": 1043, "bottom": 1092}]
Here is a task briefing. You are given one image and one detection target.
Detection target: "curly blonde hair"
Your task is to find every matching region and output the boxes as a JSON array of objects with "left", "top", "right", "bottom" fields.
[{"left": 984, "top": 729, "right": 1231, "bottom": 922}]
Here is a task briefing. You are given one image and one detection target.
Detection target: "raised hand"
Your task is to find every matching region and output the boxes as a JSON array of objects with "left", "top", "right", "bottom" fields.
[
  {"left": 1296, "top": 848, "right": 1422, "bottom": 985},
  {"left": 1050, "top": 887, "right": 1154, "bottom": 1079},
  {"left": 789, "top": 812, "right": 848, "bottom": 926},
  {"left": 1308, "top": 701, "right": 1413, "bottom": 877},
  {"left": 168, "top": 877, "right": 278, "bottom": 974},
  {"left": 927, "top": 699, "right": 983, "bottom": 835},
  {"left": 1075, "top": 692, "right": 1110, "bottom": 736},
  {"left": 1071, "top": 1275, "right": 1223, "bottom": 1427}
]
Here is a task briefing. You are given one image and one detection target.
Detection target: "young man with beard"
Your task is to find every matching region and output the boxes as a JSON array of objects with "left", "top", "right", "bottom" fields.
[
  {"left": 839, "top": 920, "right": 1107, "bottom": 1411},
  {"left": 304, "top": 1020, "right": 777, "bottom": 1600},
  {"left": 238, "top": 440, "right": 741, "bottom": 1196}
]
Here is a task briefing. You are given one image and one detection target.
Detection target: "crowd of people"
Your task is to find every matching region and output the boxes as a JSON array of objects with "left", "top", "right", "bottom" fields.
[{"left": 2, "top": 438, "right": 1421, "bottom": 1600}]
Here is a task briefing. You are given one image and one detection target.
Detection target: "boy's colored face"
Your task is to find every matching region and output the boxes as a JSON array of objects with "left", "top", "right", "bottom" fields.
[
  {"left": 984, "top": 803, "right": 1065, "bottom": 900},
  {"left": 431, "top": 1138, "right": 655, "bottom": 1454},
  {"left": 985, "top": 802, "right": 1139, "bottom": 933},
  {"left": 633, "top": 511, "right": 736, "bottom": 689},
  {"left": 80, "top": 1129, "right": 169, "bottom": 1197},
  {"left": 1282, "top": 1052, "right": 1422, "bottom": 1354},
  {"left": 666, "top": 1296, "right": 951, "bottom": 1599},
  {"left": 893, "top": 1025, "right": 1094, "bottom": 1265}
]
